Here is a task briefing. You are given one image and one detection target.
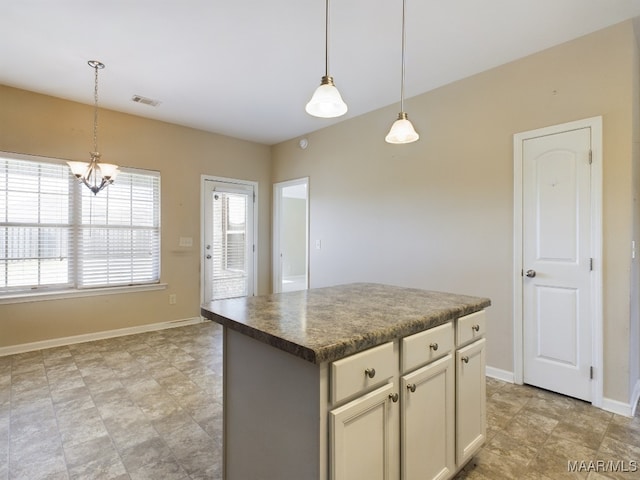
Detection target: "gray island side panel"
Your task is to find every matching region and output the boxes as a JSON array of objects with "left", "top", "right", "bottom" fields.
[{"left": 201, "top": 282, "right": 491, "bottom": 364}]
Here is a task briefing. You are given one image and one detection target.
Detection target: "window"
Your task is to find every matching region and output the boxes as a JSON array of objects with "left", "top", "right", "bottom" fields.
[{"left": 0, "top": 152, "right": 160, "bottom": 296}]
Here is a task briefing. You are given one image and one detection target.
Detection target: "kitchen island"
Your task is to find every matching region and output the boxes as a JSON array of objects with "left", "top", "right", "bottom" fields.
[{"left": 201, "top": 283, "right": 491, "bottom": 480}]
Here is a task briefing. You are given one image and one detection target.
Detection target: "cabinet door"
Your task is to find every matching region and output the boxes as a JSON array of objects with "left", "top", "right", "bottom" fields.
[
  {"left": 455, "top": 338, "right": 486, "bottom": 466},
  {"left": 330, "top": 382, "right": 399, "bottom": 480},
  {"left": 401, "top": 354, "right": 455, "bottom": 480}
]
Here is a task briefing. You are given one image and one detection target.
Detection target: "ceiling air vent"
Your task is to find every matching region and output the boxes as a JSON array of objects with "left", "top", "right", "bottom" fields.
[{"left": 131, "top": 95, "right": 161, "bottom": 107}]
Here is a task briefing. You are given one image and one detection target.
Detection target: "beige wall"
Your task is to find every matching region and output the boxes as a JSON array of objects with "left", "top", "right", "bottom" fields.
[
  {"left": 0, "top": 85, "right": 271, "bottom": 347},
  {"left": 272, "top": 21, "right": 638, "bottom": 404}
]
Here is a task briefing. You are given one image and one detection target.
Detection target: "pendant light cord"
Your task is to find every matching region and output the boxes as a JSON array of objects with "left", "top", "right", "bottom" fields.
[
  {"left": 325, "top": 0, "right": 330, "bottom": 76},
  {"left": 400, "top": 0, "right": 407, "bottom": 113}
]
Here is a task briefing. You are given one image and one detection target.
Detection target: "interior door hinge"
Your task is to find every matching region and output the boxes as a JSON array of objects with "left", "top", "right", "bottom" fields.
[
  {"left": 588, "top": 149, "right": 593, "bottom": 165},
  {"left": 590, "top": 258, "right": 593, "bottom": 271},
  {"left": 590, "top": 366, "right": 594, "bottom": 379}
]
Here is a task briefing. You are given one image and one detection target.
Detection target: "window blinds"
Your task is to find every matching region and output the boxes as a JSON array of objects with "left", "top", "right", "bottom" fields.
[
  {"left": 77, "top": 170, "right": 160, "bottom": 288},
  {"left": 0, "top": 157, "right": 72, "bottom": 291}
]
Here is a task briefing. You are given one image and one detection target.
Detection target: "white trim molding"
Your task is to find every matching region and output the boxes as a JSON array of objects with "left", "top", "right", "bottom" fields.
[
  {"left": 0, "top": 283, "right": 168, "bottom": 305},
  {"left": 486, "top": 366, "right": 515, "bottom": 384},
  {"left": 200, "top": 175, "right": 259, "bottom": 304},
  {"left": 601, "top": 395, "right": 637, "bottom": 418},
  {"left": 513, "top": 116, "right": 603, "bottom": 408},
  {"left": 0, "top": 316, "right": 206, "bottom": 357}
]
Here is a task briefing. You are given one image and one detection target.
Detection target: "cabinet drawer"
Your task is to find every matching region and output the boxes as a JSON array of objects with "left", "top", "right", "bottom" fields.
[
  {"left": 456, "top": 310, "right": 486, "bottom": 347},
  {"left": 331, "top": 342, "right": 395, "bottom": 404},
  {"left": 401, "top": 322, "right": 453, "bottom": 373}
]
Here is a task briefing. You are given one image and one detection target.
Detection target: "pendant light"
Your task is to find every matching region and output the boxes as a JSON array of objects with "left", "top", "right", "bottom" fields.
[
  {"left": 385, "top": 0, "right": 419, "bottom": 144},
  {"left": 67, "top": 60, "right": 119, "bottom": 194},
  {"left": 305, "top": 0, "right": 348, "bottom": 118}
]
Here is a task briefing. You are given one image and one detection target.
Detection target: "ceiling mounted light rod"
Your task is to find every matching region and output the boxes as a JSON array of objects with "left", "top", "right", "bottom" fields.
[
  {"left": 67, "top": 60, "right": 119, "bottom": 195},
  {"left": 385, "top": 0, "right": 419, "bottom": 144},
  {"left": 305, "top": 0, "right": 348, "bottom": 118}
]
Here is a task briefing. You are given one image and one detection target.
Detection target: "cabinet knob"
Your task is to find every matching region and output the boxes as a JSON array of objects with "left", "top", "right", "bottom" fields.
[
  {"left": 472, "top": 324, "right": 480, "bottom": 332},
  {"left": 407, "top": 383, "right": 417, "bottom": 393},
  {"left": 462, "top": 356, "right": 470, "bottom": 364},
  {"left": 388, "top": 393, "right": 399, "bottom": 403},
  {"left": 364, "top": 368, "right": 376, "bottom": 379},
  {"left": 429, "top": 342, "right": 439, "bottom": 351}
]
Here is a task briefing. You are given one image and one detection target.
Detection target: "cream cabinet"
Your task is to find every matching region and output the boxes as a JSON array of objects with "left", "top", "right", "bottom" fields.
[
  {"left": 401, "top": 353, "right": 455, "bottom": 480},
  {"left": 328, "top": 322, "right": 459, "bottom": 480},
  {"left": 220, "top": 311, "right": 486, "bottom": 480},
  {"left": 330, "top": 383, "right": 400, "bottom": 480},
  {"left": 455, "top": 311, "right": 487, "bottom": 466},
  {"left": 329, "top": 342, "right": 400, "bottom": 480}
]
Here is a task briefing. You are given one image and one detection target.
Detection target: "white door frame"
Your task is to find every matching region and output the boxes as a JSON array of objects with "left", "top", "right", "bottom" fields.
[
  {"left": 272, "top": 177, "right": 309, "bottom": 293},
  {"left": 513, "top": 116, "right": 603, "bottom": 407},
  {"left": 200, "top": 174, "right": 259, "bottom": 304}
]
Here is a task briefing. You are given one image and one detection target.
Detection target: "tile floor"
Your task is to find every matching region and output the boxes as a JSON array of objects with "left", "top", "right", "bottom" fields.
[{"left": 0, "top": 321, "right": 639, "bottom": 479}]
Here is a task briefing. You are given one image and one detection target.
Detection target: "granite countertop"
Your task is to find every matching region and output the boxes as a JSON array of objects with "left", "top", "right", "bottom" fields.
[{"left": 201, "top": 282, "right": 491, "bottom": 364}]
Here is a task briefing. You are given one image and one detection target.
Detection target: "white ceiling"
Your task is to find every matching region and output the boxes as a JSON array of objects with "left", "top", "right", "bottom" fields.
[{"left": 2, "top": 1, "right": 640, "bottom": 146}]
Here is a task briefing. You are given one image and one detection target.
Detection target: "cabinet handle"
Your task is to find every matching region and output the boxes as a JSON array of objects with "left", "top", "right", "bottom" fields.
[
  {"left": 462, "top": 356, "right": 470, "bottom": 364},
  {"left": 388, "top": 393, "right": 399, "bottom": 403},
  {"left": 364, "top": 368, "right": 376, "bottom": 378},
  {"left": 429, "top": 342, "right": 439, "bottom": 351},
  {"left": 407, "top": 383, "right": 417, "bottom": 393},
  {"left": 472, "top": 324, "right": 480, "bottom": 332}
]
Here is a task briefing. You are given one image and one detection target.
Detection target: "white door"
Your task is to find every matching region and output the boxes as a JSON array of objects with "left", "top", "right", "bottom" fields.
[
  {"left": 273, "top": 178, "right": 309, "bottom": 293},
  {"left": 522, "top": 127, "right": 593, "bottom": 401},
  {"left": 202, "top": 178, "right": 255, "bottom": 302}
]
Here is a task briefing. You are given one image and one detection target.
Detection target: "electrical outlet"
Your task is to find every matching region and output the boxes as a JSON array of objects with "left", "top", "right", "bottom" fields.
[{"left": 169, "top": 294, "right": 177, "bottom": 305}]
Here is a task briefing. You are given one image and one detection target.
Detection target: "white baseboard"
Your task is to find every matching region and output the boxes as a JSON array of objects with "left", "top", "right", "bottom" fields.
[
  {"left": 601, "top": 396, "right": 635, "bottom": 417},
  {"left": 0, "top": 317, "right": 206, "bottom": 357},
  {"left": 486, "top": 366, "right": 515, "bottom": 383}
]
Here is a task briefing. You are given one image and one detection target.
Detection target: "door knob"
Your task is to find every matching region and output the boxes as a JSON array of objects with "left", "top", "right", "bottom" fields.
[
  {"left": 525, "top": 269, "right": 536, "bottom": 278},
  {"left": 206, "top": 254, "right": 212, "bottom": 259}
]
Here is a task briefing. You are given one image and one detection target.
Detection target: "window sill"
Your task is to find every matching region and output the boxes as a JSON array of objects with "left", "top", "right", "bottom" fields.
[{"left": 0, "top": 283, "right": 168, "bottom": 305}]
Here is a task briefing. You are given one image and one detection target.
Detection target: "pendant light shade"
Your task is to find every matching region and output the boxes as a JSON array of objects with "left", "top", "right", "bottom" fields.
[
  {"left": 306, "top": 75, "right": 348, "bottom": 118},
  {"left": 386, "top": 0, "right": 419, "bottom": 144},
  {"left": 385, "top": 112, "right": 419, "bottom": 144},
  {"left": 306, "top": 0, "right": 347, "bottom": 118}
]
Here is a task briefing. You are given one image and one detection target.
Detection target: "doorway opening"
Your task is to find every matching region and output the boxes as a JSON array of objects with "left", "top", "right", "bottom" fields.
[{"left": 273, "top": 178, "right": 309, "bottom": 293}]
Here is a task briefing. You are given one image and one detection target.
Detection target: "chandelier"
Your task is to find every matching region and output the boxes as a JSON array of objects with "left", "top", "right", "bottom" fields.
[{"left": 67, "top": 60, "right": 119, "bottom": 194}]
